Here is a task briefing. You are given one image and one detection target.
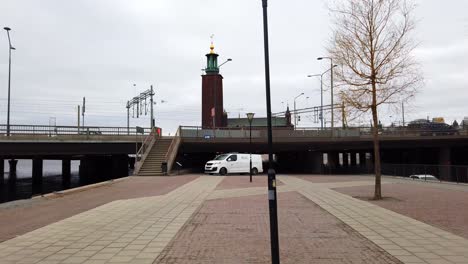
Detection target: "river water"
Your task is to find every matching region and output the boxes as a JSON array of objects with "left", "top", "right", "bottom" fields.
[{"left": 1, "top": 160, "right": 82, "bottom": 203}]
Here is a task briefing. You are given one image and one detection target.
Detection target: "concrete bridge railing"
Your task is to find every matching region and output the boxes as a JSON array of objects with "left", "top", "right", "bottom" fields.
[
  {"left": 0, "top": 124, "right": 152, "bottom": 137},
  {"left": 179, "top": 126, "right": 468, "bottom": 139}
]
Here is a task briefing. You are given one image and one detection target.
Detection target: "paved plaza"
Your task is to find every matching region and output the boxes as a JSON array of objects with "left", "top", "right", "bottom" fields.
[{"left": 0, "top": 175, "right": 468, "bottom": 263}]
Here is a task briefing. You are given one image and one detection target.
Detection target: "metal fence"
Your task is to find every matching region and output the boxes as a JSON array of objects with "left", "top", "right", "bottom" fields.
[
  {"left": 179, "top": 126, "right": 468, "bottom": 139},
  {"left": 381, "top": 163, "right": 468, "bottom": 184},
  {"left": 0, "top": 124, "right": 151, "bottom": 136}
]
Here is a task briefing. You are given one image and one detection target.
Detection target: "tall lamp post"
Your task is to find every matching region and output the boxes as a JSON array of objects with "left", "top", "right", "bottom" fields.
[
  {"left": 246, "top": 112, "right": 255, "bottom": 183},
  {"left": 318, "top": 57, "right": 334, "bottom": 132},
  {"left": 293, "top": 93, "right": 304, "bottom": 128},
  {"left": 261, "top": 0, "right": 280, "bottom": 263},
  {"left": 308, "top": 65, "right": 338, "bottom": 130},
  {"left": 4, "top": 27, "right": 15, "bottom": 137},
  {"left": 212, "top": 58, "right": 232, "bottom": 128}
]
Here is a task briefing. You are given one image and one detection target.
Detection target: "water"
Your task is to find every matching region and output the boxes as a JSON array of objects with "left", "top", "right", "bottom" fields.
[{"left": 1, "top": 160, "right": 81, "bottom": 203}]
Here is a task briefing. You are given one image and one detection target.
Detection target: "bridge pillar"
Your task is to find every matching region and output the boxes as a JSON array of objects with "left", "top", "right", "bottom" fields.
[
  {"left": 79, "top": 157, "right": 91, "bottom": 185},
  {"left": 62, "top": 159, "right": 71, "bottom": 189},
  {"left": 112, "top": 155, "right": 129, "bottom": 179},
  {"left": 8, "top": 159, "right": 18, "bottom": 186},
  {"left": 304, "top": 151, "right": 323, "bottom": 174},
  {"left": 438, "top": 147, "right": 451, "bottom": 181},
  {"left": 367, "top": 152, "right": 375, "bottom": 174},
  {"left": 342, "top": 153, "right": 349, "bottom": 167},
  {"left": 32, "top": 158, "right": 43, "bottom": 195},
  {"left": 349, "top": 152, "right": 357, "bottom": 173},
  {"left": 358, "top": 152, "right": 366, "bottom": 173},
  {"left": 0, "top": 158, "right": 4, "bottom": 185},
  {"left": 327, "top": 152, "right": 339, "bottom": 174},
  {"left": 350, "top": 152, "right": 357, "bottom": 166}
]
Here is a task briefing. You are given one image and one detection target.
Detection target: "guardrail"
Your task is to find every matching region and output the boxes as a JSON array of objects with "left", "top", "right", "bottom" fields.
[
  {"left": 165, "top": 127, "right": 182, "bottom": 174},
  {"left": 381, "top": 163, "right": 468, "bottom": 184},
  {"left": 179, "top": 126, "right": 468, "bottom": 139},
  {"left": 134, "top": 128, "right": 158, "bottom": 175},
  {"left": 0, "top": 124, "right": 151, "bottom": 136}
]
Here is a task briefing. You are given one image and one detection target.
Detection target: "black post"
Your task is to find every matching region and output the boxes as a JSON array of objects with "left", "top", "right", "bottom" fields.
[
  {"left": 62, "top": 158, "right": 71, "bottom": 189},
  {"left": 4, "top": 27, "right": 14, "bottom": 137},
  {"left": 0, "top": 157, "right": 4, "bottom": 185},
  {"left": 261, "top": 1, "right": 280, "bottom": 263},
  {"left": 249, "top": 121, "right": 252, "bottom": 183},
  {"left": 32, "top": 157, "right": 43, "bottom": 195},
  {"left": 126, "top": 101, "right": 130, "bottom": 135}
]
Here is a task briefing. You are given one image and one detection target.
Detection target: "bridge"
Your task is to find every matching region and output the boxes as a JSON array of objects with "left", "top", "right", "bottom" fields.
[
  {"left": 173, "top": 126, "right": 468, "bottom": 177},
  {"left": 2, "top": 124, "right": 468, "bottom": 195},
  {"left": 0, "top": 125, "right": 153, "bottom": 194}
]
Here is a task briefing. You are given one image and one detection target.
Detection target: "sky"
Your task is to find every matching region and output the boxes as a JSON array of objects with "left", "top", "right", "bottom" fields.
[{"left": 1, "top": 0, "right": 467, "bottom": 134}]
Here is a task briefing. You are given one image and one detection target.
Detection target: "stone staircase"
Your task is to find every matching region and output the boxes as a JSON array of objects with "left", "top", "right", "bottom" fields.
[{"left": 137, "top": 137, "right": 173, "bottom": 176}]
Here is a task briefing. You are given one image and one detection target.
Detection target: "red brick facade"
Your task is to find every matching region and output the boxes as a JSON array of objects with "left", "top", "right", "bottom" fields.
[{"left": 201, "top": 74, "right": 224, "bottom": 128}]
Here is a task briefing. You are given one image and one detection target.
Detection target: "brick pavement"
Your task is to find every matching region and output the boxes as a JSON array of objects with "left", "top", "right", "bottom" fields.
[
  {"left": 215, "top": 175, "right": 283, "bottom": 190},
  {"left": 156, "top": 192, "right": 401, "bottom": 264},
  {"left": 279, "top": 176, "right": 468, "bottom": 264},
  {"left": 0, "top": 176, "right": 222, "bottom": 264},
  {"left": 1, "top": 175, "right": 468, "bottom": 263},
  {"left": 0, "top": 176, "right": 199, "bottom": 243},
  {"left": 335, "top": 182, "right": 468, "bottom": 240}
]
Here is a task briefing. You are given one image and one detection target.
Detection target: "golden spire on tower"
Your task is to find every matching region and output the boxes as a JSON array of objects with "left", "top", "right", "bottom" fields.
[{"left": 210, "top": 34, "right": 215, "bottom": 54}]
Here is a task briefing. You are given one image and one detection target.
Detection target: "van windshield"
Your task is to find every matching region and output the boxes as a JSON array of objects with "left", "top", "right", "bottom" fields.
[{"left": 214, "top": 154, "right": 229, "bottom": 160}]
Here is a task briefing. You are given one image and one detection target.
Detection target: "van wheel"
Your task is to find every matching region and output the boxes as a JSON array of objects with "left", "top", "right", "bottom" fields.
[
  {"left": 252, "top": 168, "right": 258, "bottom": 175},
  {"left": 219, "top": 168, "right": 227, "bottom": 175}
]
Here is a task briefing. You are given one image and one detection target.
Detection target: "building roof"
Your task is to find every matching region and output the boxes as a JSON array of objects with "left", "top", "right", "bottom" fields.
[{"left": 227, "top": 117, "right": 289, "bottom": 128}]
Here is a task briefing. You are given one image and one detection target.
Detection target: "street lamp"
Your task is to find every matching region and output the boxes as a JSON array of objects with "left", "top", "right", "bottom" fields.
[
  {"left": 4, "top": 27, "right": 15, "bottom": 137},
  {"left": 261, "top": 0, "right": 280, "bottom": 263},
  {"left": 294, "top": 92, "right": 304, "bottom": 128},
  {"left": 213, "top": 58, "right": 232, "bottom": 128},
  {"left": 246, "top": 112, "right": 255, "bottom": 183},
  {"left": 308, "top": 65, "right": 338, "bottom": 130},
  {"left": 318, "top": 57, "right": 334, "bottom": 132}
]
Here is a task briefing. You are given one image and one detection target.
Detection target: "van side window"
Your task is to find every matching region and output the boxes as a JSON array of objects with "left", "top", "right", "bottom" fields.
[{"left": 227, "top": 155, "right": 237, "bottom": 161}]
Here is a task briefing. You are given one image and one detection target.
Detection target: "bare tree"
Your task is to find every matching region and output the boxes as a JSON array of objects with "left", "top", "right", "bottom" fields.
[{"left": 328, "top": 0, "right": 422, "bottom": 200}]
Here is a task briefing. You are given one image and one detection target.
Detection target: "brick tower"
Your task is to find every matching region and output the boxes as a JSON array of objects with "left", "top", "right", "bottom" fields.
[{"left": 201, "top": 42, "right": 224, "bottom": 128}]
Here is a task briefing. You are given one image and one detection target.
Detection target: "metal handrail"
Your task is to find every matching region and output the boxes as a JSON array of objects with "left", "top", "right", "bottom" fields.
[
  {"left": 164, "top": 127, "right": 182, "bottom": 174},
  {"left": 178, "top": 126, "right": 467, "bottom": 139},
  {"left": 0, "top": 124, "right": 152, "bottom": 136},
  {"left": 134, "top": 128, "right": 158, "bottom": 175}
]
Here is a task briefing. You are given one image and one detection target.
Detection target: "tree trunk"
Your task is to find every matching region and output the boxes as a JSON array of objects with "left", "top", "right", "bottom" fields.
[{"left": 371, "top": 82, "right": 382, "bottom": 200}]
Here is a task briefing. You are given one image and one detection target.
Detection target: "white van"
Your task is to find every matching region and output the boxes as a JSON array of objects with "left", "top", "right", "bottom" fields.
[{"left": 205, "top": 153, "right": 263, "bottom": 175}]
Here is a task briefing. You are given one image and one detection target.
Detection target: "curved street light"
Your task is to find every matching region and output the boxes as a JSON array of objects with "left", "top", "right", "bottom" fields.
[
  {"left": 318, "top": 56, "right": 335, "bottom": 132},
  {"left": 294, "top": 92, "right": 304, "bottom": 128},
  {"left": 212, "top": 58, "right": 232, "bottom": 128},
  {"left": 4, "top": 27, "right": 15, "bottom": 136},
  {"left": 308, "top": 64, "right": 338, "bottom": 130}
]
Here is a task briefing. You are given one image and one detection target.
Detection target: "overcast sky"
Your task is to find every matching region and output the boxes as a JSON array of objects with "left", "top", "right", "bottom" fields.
[{"left": 1, "top": 0, "right": 467, "bottom": 134}]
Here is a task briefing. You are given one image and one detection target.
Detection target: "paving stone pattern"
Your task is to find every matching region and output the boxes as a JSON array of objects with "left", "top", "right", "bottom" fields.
[
  {"left": 279, "top": 176, "right": 468, "bottom": 264},
  {"left": 156, "top": 192, "right": 402, "bottom": 264},
  {"left": 335, "top": 182, "right": 468, "bottom": 240},
  {"left": 0, "top": 176, "right": 223, "bottom": 264},
  {"left": 1, "top": 175, "right": 468, "bottom": 264}
]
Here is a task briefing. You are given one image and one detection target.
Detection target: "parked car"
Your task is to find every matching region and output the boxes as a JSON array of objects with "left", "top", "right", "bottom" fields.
[
  {"left": 205, "top": 153, "right": 263, "bottom": 175},
  {"left": 408, "top": 120, "right": 458, "bottom": 136},
  {"left": 409, "top": 174, "right": 438, "bottom": 181}
]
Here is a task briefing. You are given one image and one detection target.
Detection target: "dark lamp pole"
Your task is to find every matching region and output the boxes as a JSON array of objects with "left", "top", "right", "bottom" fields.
[
  {"left": 4, "top": 27, "right": 15, "bottom": 137},
  {"left": 261, "top": 0, "right": 280, "bottom": 263},
  {"left": 317, "top": 57, "right": 334, "bottom": 134},
  {"left": 213, "top": 58, "right": 232, "bottom": 128},
  {"left": 293, "top": 92, "right": 304, "bottom": 128},
  {"left": 308, "top": 65, "right": 337, "bottom": 130},
  {"left": 246, "top": 112, "right": 255, "bottom": 183}
]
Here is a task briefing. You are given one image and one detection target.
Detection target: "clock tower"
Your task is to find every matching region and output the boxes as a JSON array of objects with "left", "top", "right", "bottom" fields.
[{"left": 201, "top": 41, "right": 225, "bottom": 128}]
